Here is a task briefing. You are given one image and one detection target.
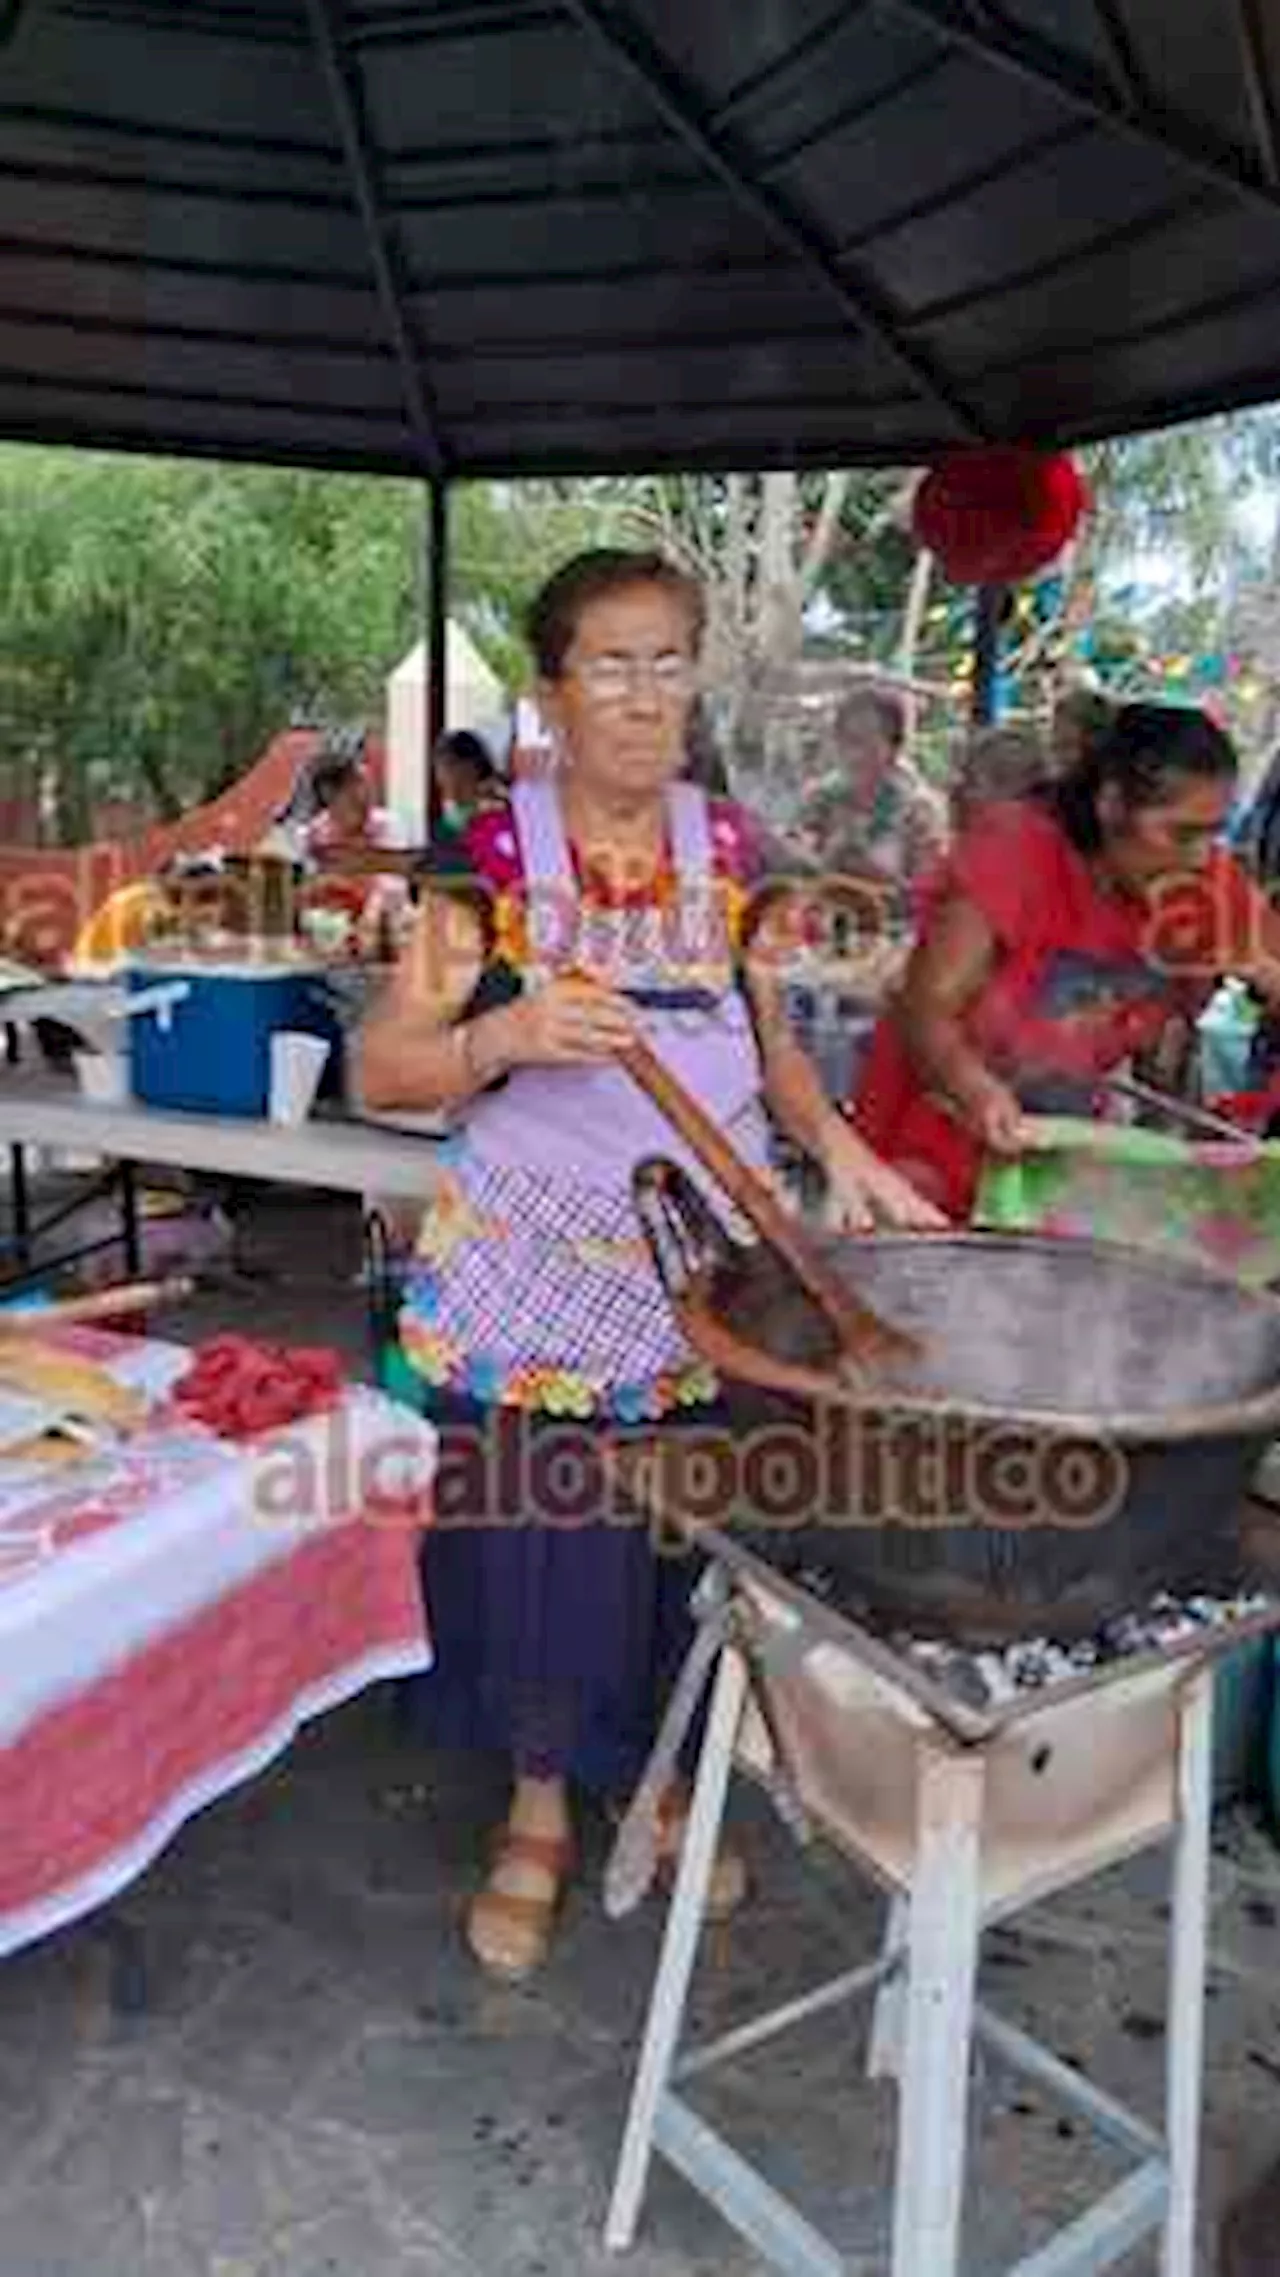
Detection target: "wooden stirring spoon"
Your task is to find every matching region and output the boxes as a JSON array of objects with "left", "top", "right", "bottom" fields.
[
  {"left": 0, "top": 1277, "right": 194, "bottom": 1335},
  {"left": 619, "top": 1032, "right": 923, "bottom": 1384}
]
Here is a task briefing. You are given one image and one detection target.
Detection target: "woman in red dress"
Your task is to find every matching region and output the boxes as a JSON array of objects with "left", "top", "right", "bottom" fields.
[{"left": 853, "top": 703, "right": 1280, "bottom": 1221}]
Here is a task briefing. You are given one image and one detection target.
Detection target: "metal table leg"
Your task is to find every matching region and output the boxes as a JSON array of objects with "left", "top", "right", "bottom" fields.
[
  {"left": 8, "top": 1142, "right": 30, "bottom": 1267},
  {"left": 867, "top": 1892, "right": 909, "bottom": 2082},
  {"left": 1162, "top": 1668, "right": 1213, "bottom": 2277},
  {"left": 605, "top": 1642, "right": 749, "bottom": 2254},
  {"left": 119, "top": 1159, "right": 141, "bottom": 1278},
  {"left": 89, "top": 1914, "right": 150, "bottom": 2018},
  {"left": 890, "top": 1744, "right": 986, "bottom": 2277}
]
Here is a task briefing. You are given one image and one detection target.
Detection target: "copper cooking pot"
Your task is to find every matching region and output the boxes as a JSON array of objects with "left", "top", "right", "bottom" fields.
[{"left": 633, "top": 1158, "right": 1280, "bottom": 1643}]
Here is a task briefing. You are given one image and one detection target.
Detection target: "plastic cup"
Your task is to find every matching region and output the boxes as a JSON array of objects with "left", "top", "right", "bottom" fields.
[
  {"left": 269, "top": 1031, "right": 330, "bottom": 1125},
  {"left": 76, "top": 1050, "right": 130, "bottom": 1105}
]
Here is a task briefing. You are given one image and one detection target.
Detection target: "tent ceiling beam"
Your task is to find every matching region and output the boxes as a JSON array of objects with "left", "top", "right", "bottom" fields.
[
  {"left": 557, "top": 0, "right": 986, "bottom": 440},
  {"left": 303, "top": 0, "right": 449, "bottom": 474}
]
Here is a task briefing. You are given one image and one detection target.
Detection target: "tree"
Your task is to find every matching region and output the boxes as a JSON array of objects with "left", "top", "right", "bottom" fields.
[
  {"left": 0, "top": 451, "right": 424, "bottom": 837},
  {"left": 0, "top": 454, "right": 616, "bottom": 842},
  {"left": 603, "top": 467, "right": 923, "bottom": 809},
  {"left": 5, "top": 407, "right": 1279, "bottom": 845},
  {"left": 972, "top": 412, "right": 1280, "bottom": 739},
  {"left": 448, "top": 477, "right": 633, "bottom": 690}
]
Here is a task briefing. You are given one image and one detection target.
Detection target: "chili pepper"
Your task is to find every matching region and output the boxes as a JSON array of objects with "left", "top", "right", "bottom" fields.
[{"left": 171, "top": 1334, "right": 344, "bottom": 1441}]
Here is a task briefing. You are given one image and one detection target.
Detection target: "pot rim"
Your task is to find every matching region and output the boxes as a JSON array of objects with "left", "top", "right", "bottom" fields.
[{"left": 709, "top": 1229, "right": 1280, "bottom": 1448}]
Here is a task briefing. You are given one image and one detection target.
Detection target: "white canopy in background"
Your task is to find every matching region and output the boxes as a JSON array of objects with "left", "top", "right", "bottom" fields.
[{"left": 384, "top": 625, "right": 505, "bottom": 843}]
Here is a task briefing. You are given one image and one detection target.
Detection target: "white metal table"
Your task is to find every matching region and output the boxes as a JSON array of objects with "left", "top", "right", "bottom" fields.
[
  {"left": 0, "top": 1073, "right": 448, "bottom": 1283},
  {"left": 0, "top": 1073, "right": 448, "bottom": 1197}
]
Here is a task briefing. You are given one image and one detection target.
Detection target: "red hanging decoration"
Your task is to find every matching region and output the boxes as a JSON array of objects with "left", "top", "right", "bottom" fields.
[{"left": 912, "top": 447, "right": 1089, "bottom": 585}]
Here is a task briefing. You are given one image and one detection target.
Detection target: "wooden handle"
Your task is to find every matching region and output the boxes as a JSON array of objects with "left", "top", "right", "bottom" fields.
[
  {"left": 676, "top": 1291, "right": 859, "bottom": 1406},
  {"left": 1101, "top": 1073, "right": 1251, "bottom": 1143},
  {"left": 0, "top": 1277, "right": 193, "bottom": 1333},
  {"left": 620, "top": 1033, "right": 920, "bottom": 1378}
]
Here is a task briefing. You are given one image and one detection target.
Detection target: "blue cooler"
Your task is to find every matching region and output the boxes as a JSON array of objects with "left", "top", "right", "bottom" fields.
[{"left": 126, "top": 958, "right": 344, "bottom": 1118}]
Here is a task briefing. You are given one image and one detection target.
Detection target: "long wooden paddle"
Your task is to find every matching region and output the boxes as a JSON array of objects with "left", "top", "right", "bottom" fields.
[{"left": 0, "top": 1277, "right": 194, "bottom": 1334}]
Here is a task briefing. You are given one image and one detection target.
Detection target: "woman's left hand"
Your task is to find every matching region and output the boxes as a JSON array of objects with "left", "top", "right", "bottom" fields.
[{"left": 822, "top": 1123, "right": 950, "bottom": 1232}]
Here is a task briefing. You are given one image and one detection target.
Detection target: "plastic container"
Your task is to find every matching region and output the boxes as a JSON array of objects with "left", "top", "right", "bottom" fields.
[
  {"left": 784, "top": 981, "right": 875, "bottom": 1104},
  {"left": 269, "top": 1031, "right": 330, "bottom": 1124},
  {"left": 0, "top": 1287, "right": 53, "bottom": 1316},
  {"left": 1198, "top": 980, "right": 1259, "bottom": 1099},
  {"left": 126, "top": 959, "right": 343, "bottom": 1118},
  {"left": 74, "top": 1047, "right": 130, "bottom": 1105}
]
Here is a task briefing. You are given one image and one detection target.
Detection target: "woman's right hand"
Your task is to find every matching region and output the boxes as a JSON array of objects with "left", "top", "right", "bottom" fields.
[
  {"left": 964, "top": 1074, "right": 1029, "bottom": 1156},
  {"left": 495, "top": 976, "right": 640, "bottom": 1069}
]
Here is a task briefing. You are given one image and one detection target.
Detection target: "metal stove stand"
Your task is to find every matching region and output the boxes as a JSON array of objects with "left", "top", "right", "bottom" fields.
[{"left": 605, "top": 1547, "right": 1280, "bottom": 2277}]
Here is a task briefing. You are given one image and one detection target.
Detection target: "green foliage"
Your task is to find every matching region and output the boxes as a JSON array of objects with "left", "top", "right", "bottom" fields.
[
  {"left": 0, "top": 454, "right": 618, "bottom": 839},
  {"left": 1084, "top": 422, "right": 1247, "bottom": 589},
  {"left": 802, "top": 471, "right": 918, "bottom": 646},
  {"left": 1022, "top": 411, "right": 1280, "bottom": 733},
  {"left": 447, "top": 478, "right": 629, "bottom": 690},
  {"left": 0, "top": 449, "right": 424, "bottom": 832},
  {"left": 3, "top": 407, "right": 1279, "bottom": 843}
]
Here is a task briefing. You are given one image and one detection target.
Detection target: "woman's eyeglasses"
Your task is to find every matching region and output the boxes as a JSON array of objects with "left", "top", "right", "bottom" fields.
[{"left": 570, "top": 653, "right": 695, "bottom": 706}]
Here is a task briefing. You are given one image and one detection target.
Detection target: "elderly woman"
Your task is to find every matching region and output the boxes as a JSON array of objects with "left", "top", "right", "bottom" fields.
[
  {"left": 798, "top": 686, "right": 947, "bottom": 908},
  {"left": 359, "top": 548, "right": 940, "bottom": 1980},
  {"left": 854, "top": 701, "right": 1280, "bottom": 1220}
]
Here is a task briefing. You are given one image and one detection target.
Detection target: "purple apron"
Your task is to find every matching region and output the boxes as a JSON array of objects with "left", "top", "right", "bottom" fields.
[{"left": 400, "top": 780, "right": 768, "bottom": 1421}]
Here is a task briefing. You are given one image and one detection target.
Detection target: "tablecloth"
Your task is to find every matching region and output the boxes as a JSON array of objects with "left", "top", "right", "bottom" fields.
[{"left": 0, "top": 1331, "right": 435, "bottom": 1959}]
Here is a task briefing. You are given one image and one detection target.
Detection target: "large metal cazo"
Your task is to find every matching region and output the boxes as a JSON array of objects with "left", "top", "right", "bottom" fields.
[{"left": 632, "top": 1154, "right": 1280, "bottom": 1643}]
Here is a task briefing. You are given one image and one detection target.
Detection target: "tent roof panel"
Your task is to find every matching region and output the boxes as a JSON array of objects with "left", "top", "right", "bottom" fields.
[{"left": 0, "top": 0, "right": 1276, "bottom": 475}]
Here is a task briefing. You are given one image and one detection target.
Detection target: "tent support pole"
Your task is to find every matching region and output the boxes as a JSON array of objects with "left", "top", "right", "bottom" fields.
[
  {"left": 972, "top": 584, "right": 1002, "bottom": 727},
  {"left": 425, "top": 476, "right": 449, "bottom": 836}
]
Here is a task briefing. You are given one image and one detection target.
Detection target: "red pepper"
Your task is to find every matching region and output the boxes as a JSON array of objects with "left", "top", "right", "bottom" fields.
[{"left": 171, "top": 1335, "right": 346, "bottom": 1441}]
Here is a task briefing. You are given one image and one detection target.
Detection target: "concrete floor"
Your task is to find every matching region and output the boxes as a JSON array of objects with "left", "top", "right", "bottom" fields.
[
  {"left": 5, "top": 1694, "right": 1280, "bottom": 2276},
  {"left": 3, "top": 1180, "right": 1280, "bottom": 2274}
]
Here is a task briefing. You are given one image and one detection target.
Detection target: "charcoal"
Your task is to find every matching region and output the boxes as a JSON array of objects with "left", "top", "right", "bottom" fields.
[{"left": 779, "top": 1565, "right": 1276, "bottom": 1709}]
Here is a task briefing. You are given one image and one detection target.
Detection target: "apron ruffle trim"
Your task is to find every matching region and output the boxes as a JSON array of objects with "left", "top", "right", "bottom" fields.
[{"left": 397, "top": 1303, "right": 718, "bottom": 1423}]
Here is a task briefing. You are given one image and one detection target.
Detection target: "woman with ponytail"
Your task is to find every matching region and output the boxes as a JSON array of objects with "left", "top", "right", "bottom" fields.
[{"left": 852, "top": 702, "right": 1280, "bottom": 1219}]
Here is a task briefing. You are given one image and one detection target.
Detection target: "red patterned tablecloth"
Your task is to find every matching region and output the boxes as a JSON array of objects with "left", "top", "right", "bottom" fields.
[{"left": 0, "top": 1332, "right": 435, "bottom": 1958}]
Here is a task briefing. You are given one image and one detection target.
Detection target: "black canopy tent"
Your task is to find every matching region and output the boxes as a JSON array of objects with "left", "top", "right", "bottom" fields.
[{"left": 2, "top": 0, "right": 1280, "bottom": 743}]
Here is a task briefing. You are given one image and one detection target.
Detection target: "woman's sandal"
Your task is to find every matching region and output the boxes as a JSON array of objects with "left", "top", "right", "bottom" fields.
[
  {"left": 651, "top": 1787, "right": 748, "bottom": 1922},
  {"left": 465, "top": 1827, "right": 574, "bottom": 1982}
]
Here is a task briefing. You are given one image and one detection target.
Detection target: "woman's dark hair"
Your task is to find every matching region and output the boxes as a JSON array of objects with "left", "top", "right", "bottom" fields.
[
  {"left": 835, "top": 685, "right": 907, "bottom": 752},
  {"left": 434, "top": 728, "right": 498, "bottom": 783},
  {"left": 526, "top": 548, "right": 705, "bottom": 681},
  {"left": 1047, "top": 700, "right": 1238, "bottom": 854},
  {"left": 309, "top": 751, "right": 365, "bottom": 814}
]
